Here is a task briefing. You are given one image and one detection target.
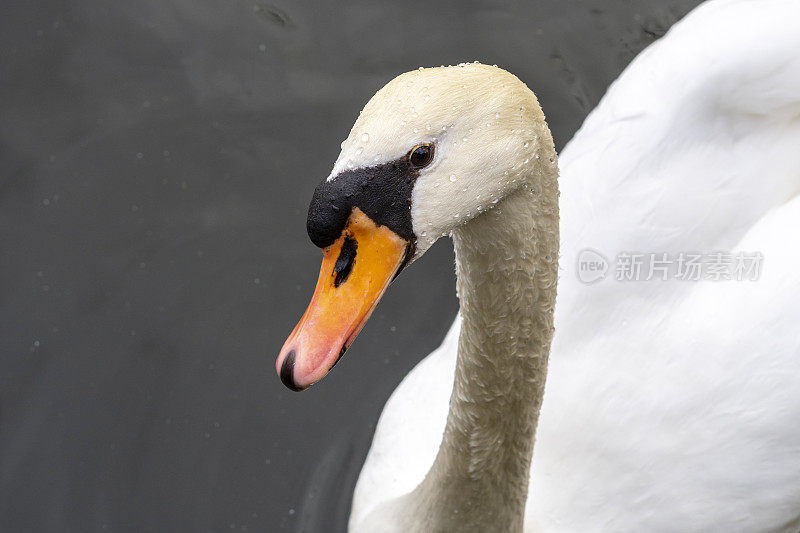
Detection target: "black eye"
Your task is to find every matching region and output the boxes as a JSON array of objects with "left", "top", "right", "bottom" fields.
[{"left": 408, "top": 144, "right": 434, "bottom": 168}]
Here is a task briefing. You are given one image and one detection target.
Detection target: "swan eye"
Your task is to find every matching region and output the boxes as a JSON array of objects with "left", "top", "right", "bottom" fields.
[{"left": 408, "top": 144, "right": 434, "bottom": 168}]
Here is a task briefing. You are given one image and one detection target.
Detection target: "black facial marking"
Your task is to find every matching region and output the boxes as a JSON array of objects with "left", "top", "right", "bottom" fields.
[
  {"left": 307, "top": 157, "right": 420, "bottom": 251},
  {"left": 333, "top": 235, "right": 357, "bottom": 287},
  {"left": 279, "top": 350, "right": 303, "bottom": 392}
]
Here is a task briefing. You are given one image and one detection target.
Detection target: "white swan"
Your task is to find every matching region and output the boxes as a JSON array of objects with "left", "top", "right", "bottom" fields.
[{"left": 278, "top": 0, "right": 800, "bottom": 531}]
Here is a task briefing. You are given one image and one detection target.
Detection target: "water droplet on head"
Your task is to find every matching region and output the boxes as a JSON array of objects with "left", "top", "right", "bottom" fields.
[
  {"left": 360, "top": 133, "right": 369, "bottom": 143},
  {"left": 523, "top": 141, "right": 530, "bottom": 148},
  {"left": 449, "top": 175, "right": 457, "bottom": 182}
]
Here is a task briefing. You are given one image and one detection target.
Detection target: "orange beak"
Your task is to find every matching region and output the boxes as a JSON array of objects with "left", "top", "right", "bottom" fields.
[{"left": 276, "top": 208, "right": 409, "bottom": 391}]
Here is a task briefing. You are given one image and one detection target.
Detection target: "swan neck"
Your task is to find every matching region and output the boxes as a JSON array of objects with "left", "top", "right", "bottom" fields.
[{"left": 414, "top": 180, "right": 559, "bottom": 531}]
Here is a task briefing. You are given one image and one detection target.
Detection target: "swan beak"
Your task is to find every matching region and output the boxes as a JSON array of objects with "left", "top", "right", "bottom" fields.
[{"left": 276, "top": 208, "right": 409, "bottom": 391}]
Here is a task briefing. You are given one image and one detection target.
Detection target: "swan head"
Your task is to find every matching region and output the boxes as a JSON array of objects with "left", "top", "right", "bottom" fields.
[{"left": 277, "top": 63, "right": 555, "bottom": 390}]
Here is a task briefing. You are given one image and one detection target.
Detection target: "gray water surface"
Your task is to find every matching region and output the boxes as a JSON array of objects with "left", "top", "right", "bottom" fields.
[{"left": 1, "top": 1, "right": 702, "bottom": 531}]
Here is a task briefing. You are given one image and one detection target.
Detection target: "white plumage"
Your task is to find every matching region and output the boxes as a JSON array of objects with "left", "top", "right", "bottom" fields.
[{"left": 350, "top": 0, "right": 800, "bottom": 531}]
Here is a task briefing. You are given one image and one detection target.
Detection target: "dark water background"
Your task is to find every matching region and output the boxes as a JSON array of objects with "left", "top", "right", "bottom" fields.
[{"left": 1, "top": 1, "right": 703, "bottom": 531}]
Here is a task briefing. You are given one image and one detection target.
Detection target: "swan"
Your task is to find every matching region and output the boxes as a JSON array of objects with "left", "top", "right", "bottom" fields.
[
  {"left": 277, "top": 60, "right": 558, "bottom": 531},
  {"left": 277, "top": 0, "right": 800, "bottom": 530}
]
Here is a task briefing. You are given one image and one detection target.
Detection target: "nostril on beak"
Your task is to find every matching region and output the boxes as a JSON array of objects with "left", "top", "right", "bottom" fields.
[
  {"left": 279, "top": 350, "right": 304, "bottom": 392},
  {"left": 333, "top": 235, "right": 358, "bottom": 287}
]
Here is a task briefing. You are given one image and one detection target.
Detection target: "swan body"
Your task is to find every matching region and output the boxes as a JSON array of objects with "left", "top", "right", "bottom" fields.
[{"left": 349, "top": 1, "right": 800, "bottom": 531}]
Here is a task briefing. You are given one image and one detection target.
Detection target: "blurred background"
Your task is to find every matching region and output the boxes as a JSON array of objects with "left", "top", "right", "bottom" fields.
[{"left": 0, "top": 1, "right": 703, "bottom": 531}]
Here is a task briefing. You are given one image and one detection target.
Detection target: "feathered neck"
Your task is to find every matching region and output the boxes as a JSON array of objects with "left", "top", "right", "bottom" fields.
[{"left": 403, "top": 163, "right": 559, "bottom": 531}]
